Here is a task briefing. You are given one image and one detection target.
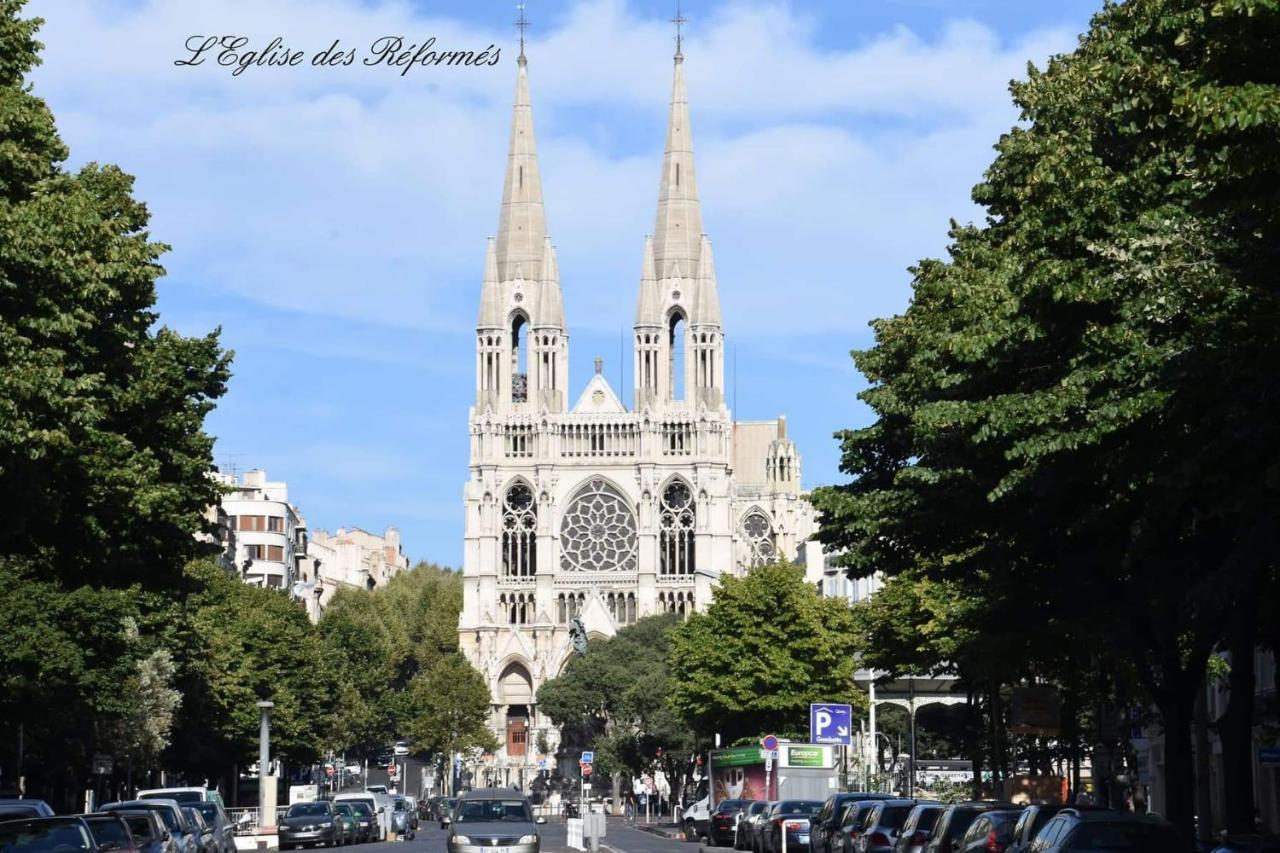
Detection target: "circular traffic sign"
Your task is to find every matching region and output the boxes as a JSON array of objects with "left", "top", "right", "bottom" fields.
[
  {"left": 581, "top": 763, "right": 593, "bottom": 777},
  {"left": 761, "top": 734, "right": 779, "bottom": 751}
]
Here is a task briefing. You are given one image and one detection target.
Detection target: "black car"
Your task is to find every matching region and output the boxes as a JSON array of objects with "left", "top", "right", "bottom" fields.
[
  {"left": 894, "top": 804, "right": 945, "bottom": 853},
  {"left": 761, "top": 801, "right": 823, "bottom": 853},
  {"left": 1026, "top": 810, "right": 1189, "bottom": 852},
  {"left": 834, "top": 801, "right": 886, "bottom": 853},
  {"left": 710, "top": 800, "right": 752, "bottom": 847},
  {"left": 956, "top": 809, "right": 1023, "bottom": 853},
  {"left": 857, "top": 800, "right": 938, "bottom": 853},
  {"left": 279, "top": 802, "right": 340, "bottom": 850},
  {"left": 110, "top": 811, "right": 175, "bottom": 853},
  {"left": 1007, "top": 805, "right": 1109, "bottom": 853},
  {"left": 812, "top": 795, "right": 891, "bottom": 853},
  {"left": 737, "top": 802, "right": 773, "bottom": 851},
  {"left": 923, "top": 803, "right": 1021, "bottom": 853},
  {"left": 0, "top": 816, "right": 101, "bottom": 853}
]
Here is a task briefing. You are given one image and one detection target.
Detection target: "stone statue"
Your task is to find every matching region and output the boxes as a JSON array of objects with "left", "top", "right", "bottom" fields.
[{"left": 568, "top": 616, "right": 588, "bottom": 655}]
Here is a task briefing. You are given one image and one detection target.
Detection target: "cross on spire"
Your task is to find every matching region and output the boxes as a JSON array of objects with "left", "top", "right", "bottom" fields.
[
  {"left": 672, "top": 1, "right": 686, "bottom": 61},
  {"left": 515, "top": 3, "right": 529, "bottom": 63}
]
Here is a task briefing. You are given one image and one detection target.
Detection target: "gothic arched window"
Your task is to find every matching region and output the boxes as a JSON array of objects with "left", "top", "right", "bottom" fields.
[
  {"left": 560, "top": 479, "right": 638, "bottom": 573},
  {"left": 659, "top": 479, "right": 695, "bottom": 576},
  {"left": 502, "top": 482, "right": 537, "bottom": 577},
  {"left": 511, "top": 313, "right": 529, "bottom": 402},
  {"left": 669, "top": 312, "right": 686, "bottom": 402},
  {"left": 740, "top": 510, "right": 777, "bottom": 569}
]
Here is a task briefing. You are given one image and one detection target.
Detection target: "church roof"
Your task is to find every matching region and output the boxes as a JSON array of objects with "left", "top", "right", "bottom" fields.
[
  {"left": 534, "top": 236, "right": 564, "bottom": 329},
  {"left": 571, "top": 366, "right": 628, "bottom": 414},
  {"left": 651, "top": 53, "right": 703, "bottom": 282},
  {"left": 634, "top": 235, "right": 661, "bottom": 327},
  {"left": 494, "top": 54, "right": 548, "bottom": 284}
]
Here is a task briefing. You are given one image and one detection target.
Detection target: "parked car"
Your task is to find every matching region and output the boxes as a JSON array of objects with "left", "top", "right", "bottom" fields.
[
  {"left": 761, "top": 800, "right": 823, "bottom": 853},
  {"left": 98, "top": 800, "right": 198, "bottom": 853},
  {"left": 1026, "top": 810, "right": 1189, "bottom": 851},
  {"left": 1007, "top": 805, "right": 1108, "bottom": 853},
  {"left": 924, "top": 804, "right": 1020, "bottom": 853},
  {"left": 0, "top": 816, "right": 100, "bottom": 853},
  {"left": 180, "top": 808, "right": 215, "bottom": 853},
  {"left": 0, "top": 799, "right": 56, "bottom": 820},
  {"left": 332, "top": 804, "right": 357, "bottom": 845},
  {"left": 956, "top": 809, "right": 1023, "bottom": 853},
  {"left": 135, "top": 790, "right": 224, "bottom": 809},
  {"left": 835, "top": 801, "right": 885, "bottom": 853},
  {"left": 1210, "top": 836, "right": 1280, "bottom": 853},
  {"left": 392, "top": 742, "right": 410, "bottom": 757},
  {"left": 391, "top": 796, "right": 415, "bottom": 840},
  {"left": 436, "top": 798, "right": 459, "bottom": 828},
  {"left": 710, "top": 800, "right": 752, "bottom": 847},
  {"left": 334, "top": 793, "right": 389, "bottom": 842},
  {"left": 344, "top": 801, "right": 376, "bottom": 844},
  {"left": 444, "top": 788, "right": 546, "bottom": 853},
  {"left": 857, "top": 800, "right": 937, "bottom": 853},
  {"left": 279, "top": 801, "right": 340, "bottom": 850},
  {"left": 109, "top": 810, "right": 174, "bottom": 853},
  {"left": 894, "top": 804, "right": 946, "bottom": 853},
  {"left": 812, "top": 795, "right": 891, "bottom": 853},
  {"left": 81, "top": 814, "right": 140, "bottom": 853},
  {"left": 737, "top": 802, "right": 773, "bottom": 851},
  {"left": 190, "top": 803, "right": 233, "bottom": 853}
]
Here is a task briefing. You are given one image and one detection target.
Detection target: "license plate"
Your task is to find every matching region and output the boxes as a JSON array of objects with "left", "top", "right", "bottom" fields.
[
  {"left": 482, "top": 847, "right": 509, "bottom": 853},
  {"left": 797, "top": 836, "right": 809, "bottom": 844}
]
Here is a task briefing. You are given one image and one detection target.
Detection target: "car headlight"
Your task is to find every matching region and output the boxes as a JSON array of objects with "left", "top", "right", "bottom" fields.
[
  {"left": 518, "top": 835, "right": 537, "bottom": 844},
  {"left": 321, "top": 821, "right": 333, "bottom": 827},
  {"left": 452, "top": 836, "right": 471, "bottom": 844}
]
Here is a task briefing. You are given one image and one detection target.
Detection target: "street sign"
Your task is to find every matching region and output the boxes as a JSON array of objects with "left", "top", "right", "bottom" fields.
[
  {"left": 809, "top": 703, "right": 853, "bottom": 746},
  {"left": 581, "top": 763, "right": 593, "bottom": 776},
  {"left": 581, "top": 751, "right": 594, "bottom": 764},
  {"left": 387, "top": 763, "right": 399, "bottom": 778},
  {"left": 760, "top": 734, "right": 779, "bottom": 752}
]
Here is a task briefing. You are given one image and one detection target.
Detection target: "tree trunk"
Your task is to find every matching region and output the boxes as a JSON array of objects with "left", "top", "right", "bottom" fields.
[
  {"left": 1219, "top": 612, "right": 1258, "bottom": 833},
  {"left": 1158, "top": 692, "right": 1198, "bottom": 842},
  {"left": 967, "top": 687, "right": 983, "bottom": 800},
  {"left": 1194, "top": 686, "right": 1215, "bottom": 843},
  {"left": 611, "top": 773, "right": 622, "bottom": 816}
]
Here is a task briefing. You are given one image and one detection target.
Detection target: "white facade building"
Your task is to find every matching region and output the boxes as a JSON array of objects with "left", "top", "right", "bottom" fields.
[
  {"left": 215, "top": 469, "right": 307, "bottom": 590},
  {"left": 458, "top": 43, "right": 821, "bottom": 785},
  {"left": 306, "top": 526, "right": 411, "bottom": 610}
]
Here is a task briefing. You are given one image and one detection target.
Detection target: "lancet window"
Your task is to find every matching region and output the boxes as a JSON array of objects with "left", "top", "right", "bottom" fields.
[
  {"left": 659, "top": 479, "right": 695, "bottom": 576},
  {"left": 502, "top": 482, "right": 537, "bottom": 577}
]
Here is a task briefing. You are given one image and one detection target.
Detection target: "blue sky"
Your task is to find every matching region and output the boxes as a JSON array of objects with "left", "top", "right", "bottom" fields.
[{"left": 30, "top": 0, "right": 1100, "bottom": 567}]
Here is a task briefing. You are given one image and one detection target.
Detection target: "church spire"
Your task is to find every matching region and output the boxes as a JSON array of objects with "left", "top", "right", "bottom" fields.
[
  {"left": 651, "top": 35, "right": 702, "bottom": 281},
  {"left": 494, "top": 43, "right": 547, "bottom": 283}
]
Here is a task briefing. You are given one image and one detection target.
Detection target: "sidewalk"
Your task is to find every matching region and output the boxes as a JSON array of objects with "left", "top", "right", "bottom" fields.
[{"left": 634, "top": 821, "right": 685, "bottom": 841}]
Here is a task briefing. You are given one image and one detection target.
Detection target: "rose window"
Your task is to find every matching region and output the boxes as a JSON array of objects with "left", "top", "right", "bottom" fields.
[
  {"left": 559, "top": 479, "right": 637, "bottom": 572},
  {"left": 740, "top": 510, "right": 776, "bottom": 569}
]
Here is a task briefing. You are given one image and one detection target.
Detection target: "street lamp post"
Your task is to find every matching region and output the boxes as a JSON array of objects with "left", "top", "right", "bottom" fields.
[{"left": 257, "top": 701, "right": 276, "bottom": 833}]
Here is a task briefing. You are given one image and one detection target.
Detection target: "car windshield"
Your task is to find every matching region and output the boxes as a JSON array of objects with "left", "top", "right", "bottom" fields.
[
  {"left": 947, "top": 811, "right": 985, "bottom": 840},
  {"left": 335, "top": 806, "right": 353, "bottom": 817},
  {"left": 750, "top": 803, "right": 769, "bottom": 815},
  {"left": 1068, "top": 821, "right": 1184, "bottom": 851},
  {"left": 287, "top": 804, "right": 329, "bottom": 817},
  {"left": 0, "top": 820, "right": 93, "bottom": 853},
  {"left": 876, "top": 807, "right": 912, "bottom": 830},
  {"left": 194, "top": 805, "right": 217, "bottom": 822},
  {"left": 777, "top": 802, "right": 821, "bottom": 816},
  {"left": 716, "top": 801, "right": 748, "bottom": 813},
  {"left": 348, "top": 804, "right": 372, "bottom": 818},
  {"left": 394, "top": 801, "right": 406, "bottom": 812},
  {"left": 916, "top": 809, "right": 942, "bottom": 832},
  {"left": 142, "top": 809, "right": 180, "bottom": 834},
  {"left": 121, "top": 818, "right": 154, "bottom": 842},
  {"left": 455, "top": 800, "right": 532, "bottom": 823},
  {"left": 85, "top": 818, "right": 131, "bottom": 850}
]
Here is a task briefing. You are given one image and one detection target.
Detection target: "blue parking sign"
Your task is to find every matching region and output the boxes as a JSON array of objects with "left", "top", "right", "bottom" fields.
[{"left": 810, "top": 703, "right": 853, "bottom": 746}]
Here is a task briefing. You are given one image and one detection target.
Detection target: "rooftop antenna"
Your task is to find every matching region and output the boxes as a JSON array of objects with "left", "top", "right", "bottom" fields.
[
  {"left": 672, "top": 0, "right": 686, "bottom": 61},
  {"left": 515, "top": 3, "right": 529, "bottom": 64}
]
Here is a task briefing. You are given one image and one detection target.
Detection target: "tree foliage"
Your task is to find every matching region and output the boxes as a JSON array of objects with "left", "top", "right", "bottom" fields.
[
  {"left": 667, "top": 562, "right": 864, "bottom": 743},
  {"left": 812, "top": 0, "right": 1280, "bottom": 836}
]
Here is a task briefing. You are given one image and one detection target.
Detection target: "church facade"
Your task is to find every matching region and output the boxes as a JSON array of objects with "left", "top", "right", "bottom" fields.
[{"left": 457, "top": 42, "right": 821, "bottom": 786}]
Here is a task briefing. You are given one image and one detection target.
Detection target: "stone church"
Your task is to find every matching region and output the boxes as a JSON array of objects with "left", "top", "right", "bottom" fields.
[{"left": 457, "top": 41, "right": 821, "bottom": 786}]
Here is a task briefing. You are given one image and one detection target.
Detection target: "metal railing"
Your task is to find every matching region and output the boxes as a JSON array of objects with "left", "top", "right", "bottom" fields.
[{"left": 225, "top": 807, "right": 289, "bottom": 836}]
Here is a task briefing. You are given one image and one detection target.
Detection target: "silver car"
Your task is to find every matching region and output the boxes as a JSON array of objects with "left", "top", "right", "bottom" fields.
[
  {"left": 445, "top": 789, "right": 546, "bottom": 853},
  {"left": 99, "top": 800, "right": 199, "bottom": 853}
]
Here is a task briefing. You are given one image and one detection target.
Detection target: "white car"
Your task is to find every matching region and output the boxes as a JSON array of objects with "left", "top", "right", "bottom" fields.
[
  {"left": 393, "top": 741, "right": 410, "bottom": 756},
  {"left": 344, "top": 764, "right": 362, "bottom": 777}
]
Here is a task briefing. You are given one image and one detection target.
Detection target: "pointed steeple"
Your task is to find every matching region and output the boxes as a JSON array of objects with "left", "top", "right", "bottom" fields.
[
  {"left": 651, "top": 52, "right": 702, "bottom": 281},
  {"left": 635, "top": 235, "right": 661, "bottom": 327},
  {"left": 494, "top": 52, "right": 547, "bottom": 283},
  {"left": 692, "top": 235, "right": 721, "bottom": 326},
  {"left": 534, "top": 236, "right": 564, "bottom": 329},
  {"left": 478, "top": 237, "right": 502, "bottom": 328}
]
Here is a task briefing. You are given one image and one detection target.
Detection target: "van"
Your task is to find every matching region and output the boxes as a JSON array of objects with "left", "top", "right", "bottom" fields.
[
  {"left": 334, "top": 791, "right": 393, "bottom": 841},
  {"left": 136, "top": 788, "right": 225, "bottom": 808}
]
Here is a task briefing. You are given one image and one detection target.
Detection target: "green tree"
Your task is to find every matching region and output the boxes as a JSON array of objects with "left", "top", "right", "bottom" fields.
[
  {"left": 402, "top": 654, "right": 497, "bottom": 786},
  {"left": 667, "top": 562, "right": 864, "bottom": 743},
  {"left": 812, "top": 0, "right": 1280, "bottom": 836}
]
